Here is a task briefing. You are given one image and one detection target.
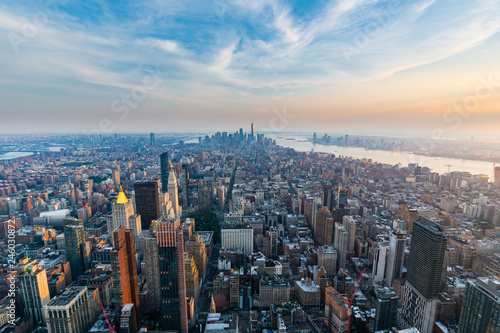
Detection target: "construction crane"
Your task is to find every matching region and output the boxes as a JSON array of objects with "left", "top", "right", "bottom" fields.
[
  {"left": 445, "top": 164, "right": 452, "bottom": 174},
  {"left": 347, "top": 267, "right": 366, "bottom": 333},
  {"left": 98, "top": 297, "right": 115, "bottom": 333}
]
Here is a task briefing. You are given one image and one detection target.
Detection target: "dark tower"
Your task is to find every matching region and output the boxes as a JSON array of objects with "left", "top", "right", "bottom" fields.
[
  {"left": 160, "top": 152, "right": 169, "bottom": 193},
  {"left": 134, "top": 181, "right": 161, "bottom": 230},
  {"left": 157, "top": 217, "right": 188, "bottom": 333},
  {"left": 406, "top": 217, "right": 447, "bottom": 298}
]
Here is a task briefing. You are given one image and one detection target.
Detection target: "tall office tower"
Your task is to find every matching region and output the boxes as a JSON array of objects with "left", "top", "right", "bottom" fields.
[
  {"left": 338, "top": 189, "right": 348, "bottom": 208},
  {"left": 398, "top": 217, "right": 447, "bottom": 333},
  {"left": 185, "top": 254, "right": 200, "bottom": 305},
  {"left": 342, "top": 215, "right": 356, "bottom": 252},
  {"left": 386, "top": 229, "right": 406, "bottom": 287},
  {"left": 325, "top": 286, "right": 349, "bottom": 333},
  {"left": 113, "top": 169, "right": 121, "bottom": 187},
  {"left": 44, "top": 286, "right": 100, "bottom": 333},
  {"left": 134, "top": 180, "right": 161, "bottom": 230},
  {"left": 263, "top": 227, "right": 278, "bottom": 259},
  {"left": 250, "top": 121, "right": 255, "bottom": 141},
  {"left": 373, "top": 242, "right": 389, "bottom": 283},
  {"left": 495, "top": 166, "right": 500, "bottom": 188},
  {"left": 198, "top": 182, "right": 211, "bottom": 210},
  {"left": 222, "top": 226, "right": 254, "bottom": 255},
  {"left": 314, "top": 207, "right": 334, "bottom": 246},
  {"left": 144, "top": 227, "right": 161, "bottom": 310},
  {"left": 333, "top": 223, "right": 348, "bottom": 272},
  {"left": 217, "top": 185, "right": 226, "bottom": 211},
  {"left": 168, "top": 168, "right": 180, "bottom": 216},
  {"left": 323, "top": 185, "right": 336, "bottom": 212},
  {"left": 374, "top": 287, "right": 399, "bottom": 331},
  {"left": 109, "top": 186, "right": 135, "bottom": 235},
  {"left": 345, "top": 134, "right": 349, "bottom": 146},
  {"left": 239, "top": 128, "right": 244, "bottom": 140},
  {"left": 313, "top": 132, "right": 317, "bottom": 144},
  {"left": 128, "top": 213, "right": 142, "bottom": 243},
  {"left": 150, "top": 132, "right": 155, "bottom": 145},
  {"left": 160, "top": 152, "right": 169, "bottom": 193},
  {"left": 64, "top": 217, "right": 88, "bottom": 280},
  {"left": 185, "top": 234, "right": 207, "bottom": 278},
  {"left": 111, "top": 227, "right": 140, "bottom": 321},
  {"left": 17, "top": 260, "right": 50, "bottom": 325},
  {"left": 157, "top": 217, "right": 188, "bottom": 333},
  {"left": 458, "top": 277, "right": 500, "bottom": 332},
  {"left": 181, "top": 164, "right": 189, "bottom": 209},
  {"left": 318, "top": 246, "right": 338, "bottom": 278}
]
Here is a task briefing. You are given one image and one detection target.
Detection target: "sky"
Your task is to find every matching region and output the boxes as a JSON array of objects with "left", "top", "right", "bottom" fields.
[{"left": 0, "top": 0, "right": 500, "bottom": 138}]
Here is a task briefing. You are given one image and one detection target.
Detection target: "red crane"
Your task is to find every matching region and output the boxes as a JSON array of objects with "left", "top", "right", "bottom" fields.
[
  {"left": 347, "top": 267, "right": 366, "bottom": 333},
  {"left": 98, "top": 297, "right": 115, "bottom": 333}
]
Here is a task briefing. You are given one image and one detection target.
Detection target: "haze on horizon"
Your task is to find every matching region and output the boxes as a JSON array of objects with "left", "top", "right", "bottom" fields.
[{"left": 1, "top": 0, "right": 500, "bottom": 139}]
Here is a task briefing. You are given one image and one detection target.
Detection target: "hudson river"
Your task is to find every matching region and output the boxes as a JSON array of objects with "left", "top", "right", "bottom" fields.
[{"left": 272, "top": 135, "right": 495, "bottom": 177}]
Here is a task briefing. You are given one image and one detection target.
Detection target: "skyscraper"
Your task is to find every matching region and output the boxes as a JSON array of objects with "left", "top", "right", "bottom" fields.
[
  {"left": 144, "top": 227, "right": 161, "bottom": 310},
  {"left": 157, "top": 217, "right": 188, "bottom": 333},
  {"left": 109, "top": 186, "right": 135, "bottom": 235},
  {"left": 44, "top": 286, "right": 100, "bottom": 333},
  {"left": 494, "top": 166, "right": 500, "bottom": 188},
  {"left": 314, "top": 207, "right": 334, "bottom": 246},
  {"left": 64, "top": 217, "right": 89, "bottom": 280},
  {"left": 458, "top": 277, "right": 500, "bottom": 332},
  {"left": 386, "top": 229, "right": 406, "bottom": 287},
  {"left": 372, "top": 242, "right": 389, "bottom": 283},
  {"left": 325, "top": 286, "right": 349, "bottom": 333},
  {"left": 342, "top": 215, "right": 356, "bottom": 252},
  {"left": 181, "top": 164, "right": 189, "bottom": 209},
  {"left": 168, "top": 168, "right": 180, "bottom": 216},
  {"left": 334, "top": 223, "right": 348, "bottom": 272},
  {"left": 134, "top": 180, "right": 161, "bottom": 230},
  {"left": 398, "top": 217, "right": 447, "bottom": 333},
  {"left": 17, "top": 260, "right": 50, "bottom": 325},
  {"left": 160, "top": 152, "right": 169, "bottom": 193},
  {"left": 374, "top": 287, "right": 399, "bottom": 331},
  {"left": 111, "top": 227, "right": 140, "bottom": 322},
  {"left": 150, "top": 132, "right": 155, "bottom": 145},
  {"left": 250, "top": 121, "right": 255, "bottom": 141},
  {"left": 185, "top": 234, "right": 207, "bottom": 279}
]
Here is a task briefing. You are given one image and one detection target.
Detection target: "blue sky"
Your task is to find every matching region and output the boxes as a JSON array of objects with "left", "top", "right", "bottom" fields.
[{"left": 0, "top": 0, "right": 500, "bottom": 137}]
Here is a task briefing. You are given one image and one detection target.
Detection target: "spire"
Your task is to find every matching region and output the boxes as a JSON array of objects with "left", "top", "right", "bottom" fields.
[{"left": 116, "top": 186, "right": 128, "bottom": 204}]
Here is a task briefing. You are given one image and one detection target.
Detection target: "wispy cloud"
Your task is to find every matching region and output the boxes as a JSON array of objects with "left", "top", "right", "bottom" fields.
[{"left": 0, "top": 0, "right": 499, "bottom": 134}]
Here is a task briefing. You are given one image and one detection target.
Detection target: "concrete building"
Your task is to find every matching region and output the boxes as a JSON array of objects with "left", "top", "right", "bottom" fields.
[
  {"left": 458, "top": 277, "right": 500, "bottom": 332},
  {"left": 222, "top": 226, "right": 253, "bottom": 255},
  {"left": 259, "top": 277, "right": 290, "bottom": 307},
  {"left": 342, "top": 215, "right": 357, "bottom": 252},
  {"left": 325, "top": 286, "right": 349, "bottom": 333},
  {"left": 44, "top": 286, "right": 100, "bottom": 333},
  {"left": 185, "top": 234, "right": 207, "bottom": 279},
  {"left": 17, "top": 260, "right": 50, "bottom": 325},
  {"left": 398, "top": 218, "right": 447, "bottom": 333},
  {"left": 318, "top": 246, "right": 337, "bottom": 278},
  {"left": 294, "top": 278, "right": 320, "bottom": 308},
  {"left": 386, "top": 229, "right": 406, "bottom": 287},
  {"left": 157, "top": 217, "right": 188, "bottom": 333},
  {"left": 334, "top": 223, "right": 348, "bottom": 272}
]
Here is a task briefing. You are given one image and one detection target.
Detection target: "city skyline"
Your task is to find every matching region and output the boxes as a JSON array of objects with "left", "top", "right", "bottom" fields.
[{"left": 0, "top": 1, "right": 499, "bottom": 136}]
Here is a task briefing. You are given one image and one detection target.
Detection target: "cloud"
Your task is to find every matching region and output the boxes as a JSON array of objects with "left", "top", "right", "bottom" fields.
[{"left": 0, "top": 0, "right": 499, "bottom": 134}]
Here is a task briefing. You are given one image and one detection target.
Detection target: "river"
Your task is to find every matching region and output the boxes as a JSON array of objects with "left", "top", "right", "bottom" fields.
[
  {"left": 0, "top": 152, "right": 33, "bottom": 160},
  {"left": 271, "top": 135, "right": 495, "bottom": 177}
]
